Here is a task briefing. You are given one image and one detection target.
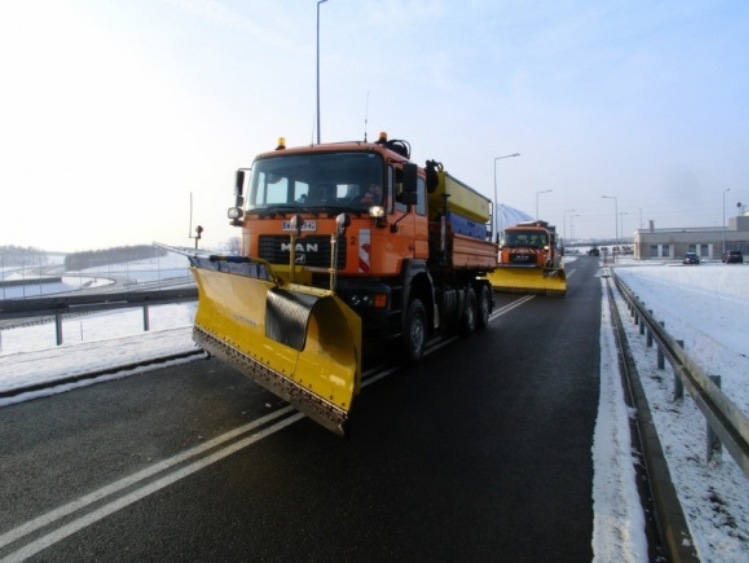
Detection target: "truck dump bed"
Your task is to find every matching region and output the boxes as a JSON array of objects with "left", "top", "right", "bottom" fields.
[
  {"left": 428, "top": 224, "right": 498, "bottom": 271},
  {"left": 428, "top": 170, "right": 491, "bottom": 229},
  {"left": 452, "top": 233, "right": 497, "bottom": 270}
]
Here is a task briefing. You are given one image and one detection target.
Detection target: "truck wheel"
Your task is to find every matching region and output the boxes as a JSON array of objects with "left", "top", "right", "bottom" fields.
[
  {"left": 459, "top": 287, "right": 477, "bottom": 336},
  {"left": 402, "top": 298, "right": 427, "bottom": 364},
  {"left": 476, "top": 284, "right": 491, "bottom": 330}
]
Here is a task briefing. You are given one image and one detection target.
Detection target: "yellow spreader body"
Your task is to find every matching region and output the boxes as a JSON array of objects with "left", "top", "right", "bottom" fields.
[
  {"left": 486, "top": 266, "right": 567, "bottom": 297},
  {"left": 189, "top": 256, "right": 362, "bottom": 436}
]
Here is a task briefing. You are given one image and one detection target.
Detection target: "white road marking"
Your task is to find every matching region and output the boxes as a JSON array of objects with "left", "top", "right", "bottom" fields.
[
  {"left": 3, "top": 411, "right": 304, "bottom": 562},
  {"left": 0, "top": 406, "right": 296, "bottom": 553},
  {"left": 491, "top": 294, "right": 535, "bottom": 320}
]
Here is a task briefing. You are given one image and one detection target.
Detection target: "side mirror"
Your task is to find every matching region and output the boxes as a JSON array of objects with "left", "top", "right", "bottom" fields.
[
  {"left": 402, "top": 163, "right": 418, "bottom": 193},
  {"left": 397, "top": 162, "right": 418, "bottom": 205},
  {"left": 234, "top": 169, "right": 246, "bottom": 208},
  {"left": 397, "top": 191, "right": 418, "bottom": 206}
]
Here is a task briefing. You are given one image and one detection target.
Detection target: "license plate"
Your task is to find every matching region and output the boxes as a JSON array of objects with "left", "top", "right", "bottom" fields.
[{"left": 282, "top": 220, "right": 317, "bottom": 232}]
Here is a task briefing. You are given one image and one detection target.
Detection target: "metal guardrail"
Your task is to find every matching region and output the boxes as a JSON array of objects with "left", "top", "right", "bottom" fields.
[
  {"left": 0, "top": 287, "right": 198, "bottom": 318},
  {"left": 0, "top": 287, "right": 198, "bottom": 346},
  {"left": 611, "top": 270, "right": 749, "bottom": 478}
]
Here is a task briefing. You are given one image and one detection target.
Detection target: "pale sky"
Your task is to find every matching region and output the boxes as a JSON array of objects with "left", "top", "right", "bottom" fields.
[{"left": 1, "top": 0, "right": 748, "bottom": 252}]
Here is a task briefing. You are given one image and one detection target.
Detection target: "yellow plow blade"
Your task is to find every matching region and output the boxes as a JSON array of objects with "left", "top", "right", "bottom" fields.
[
  {"left": 189, "top": 256, "right": 361, "bottom": 436},
  {"left": 486, "top": 266, "right": 567, "bottom": 297}
]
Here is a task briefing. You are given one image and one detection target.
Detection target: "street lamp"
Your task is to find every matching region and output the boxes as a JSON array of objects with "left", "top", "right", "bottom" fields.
[
  {"left": 602, "top": 195, "right": 618, "bottom": 243},
  {"left": 316, "top": 0, "right": 328, "bottom": 144},
  {"left": 563, "top": 208, "right": 575, "bottom": 242},
  {"left": 569, "top": 214, "right": 580, "bottom": 241},
  {"left": 602, "top": 195, "right": 618, "bottom": 262},
  {"left": 493, "top": 153, "right": 521, "bottom": 241},
  {"left": 535, "top": 189, "right": 552, "bottom": 219},
  {"left": 619, "top": 211, "right": 628, "bottom": 244},
  {"left": 722, "top": 188, "right": 730, "bottom": 255}
]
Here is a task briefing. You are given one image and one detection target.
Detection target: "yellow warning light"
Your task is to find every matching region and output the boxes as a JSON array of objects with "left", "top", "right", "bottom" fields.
[
  {"left": 378, "top": 131, "right": 388, "bottom": 142},
  {"left": 276, "top": 137, "right": 286, "bottom": 150}
]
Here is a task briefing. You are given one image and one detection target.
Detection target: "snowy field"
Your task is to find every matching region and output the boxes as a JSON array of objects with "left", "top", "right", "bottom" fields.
[
  {"left": 1, "top": 255, "right": 748, "bottom": 560},
  {"left": 0, "top": 252, "right": 191, "bottom": 300},
  {"left": 609, "top": 260, "right": 749, "bottom": 561}
]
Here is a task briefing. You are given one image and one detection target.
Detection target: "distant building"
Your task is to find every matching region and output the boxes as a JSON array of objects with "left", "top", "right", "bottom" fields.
[{"left": 633, "top": 213, "right": 749, "bottom": 260}]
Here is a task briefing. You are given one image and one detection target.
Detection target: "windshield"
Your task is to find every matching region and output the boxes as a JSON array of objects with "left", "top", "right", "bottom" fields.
[
  {"left": 504, "top": 230, "right": 548, "bottom": 248},
  {"left": 247, "top": 152, "right": 385, "bottom": 212}
]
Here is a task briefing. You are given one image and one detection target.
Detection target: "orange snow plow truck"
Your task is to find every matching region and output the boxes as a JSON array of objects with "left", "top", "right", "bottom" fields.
[
  {"left": 188, "top": 133, "right": 497, "bottom": 436},
  {"left": 486, "top": 220, "right": 566, "bottom": 296}
]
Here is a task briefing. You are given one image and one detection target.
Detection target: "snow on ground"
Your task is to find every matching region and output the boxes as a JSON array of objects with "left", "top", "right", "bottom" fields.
[
  {"left": 0, "top": 252, "right": 190, "bottom": 299},
  {"left": 0, "top": 307, "right": 197, "bottom": 399},
  {"left": 613, "top": 261, "right": 749, "bottom": 416},
  {"left": 592, "top": 288, "right": 649, "bottom": 561},
  {"left": 610, "top": 260, "right": 749, "bottom": 562},
  {"left": 0, "top": 253, "right": 197, "bottom": 395},
  {"left": 1, "top": 256, "right": 748, "bottom": 560}
]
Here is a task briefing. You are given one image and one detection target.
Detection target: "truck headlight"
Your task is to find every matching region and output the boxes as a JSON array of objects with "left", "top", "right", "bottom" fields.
[{"left": 228, "top": 207, "right": 244, "bottom": 220}]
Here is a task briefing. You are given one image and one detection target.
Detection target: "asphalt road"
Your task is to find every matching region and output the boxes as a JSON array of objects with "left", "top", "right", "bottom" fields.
[{"left": 0, "top": 257, "right": 602, "bottom": 562}]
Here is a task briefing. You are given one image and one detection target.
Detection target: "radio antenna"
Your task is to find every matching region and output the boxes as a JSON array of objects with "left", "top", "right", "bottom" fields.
[
  {"left": 188, "top": 192, "right": 203, "bottom": 249},
  {"left": 188, "top": 192, "right": 193, "bottom": 238},
  {"left": 363, "top": 90, "right": 369, "bottom": 142}
]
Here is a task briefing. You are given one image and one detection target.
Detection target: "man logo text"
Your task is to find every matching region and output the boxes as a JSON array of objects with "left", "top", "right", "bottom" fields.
[{"left": 281, "top": 243, "right": 320, "bottom": 253}]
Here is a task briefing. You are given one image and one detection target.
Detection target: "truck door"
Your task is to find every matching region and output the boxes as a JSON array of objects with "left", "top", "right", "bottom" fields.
[
  {"left": 411, "top": 171, "right": 428, "bottom": 258},
  {"left": 390, "top": 164, "right": 428, "bottom": 261}
]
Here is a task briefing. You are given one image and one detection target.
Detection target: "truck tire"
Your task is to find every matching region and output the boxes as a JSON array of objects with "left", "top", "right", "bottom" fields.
[
  {"left": 459, "top": 286, "right": 477, "bottom": 336},
  {"left": 476, "top": 284, "right": 491, "bottom": 330},
  {"left": 402, "top": 298, "right": 427, "bottom": 364}
]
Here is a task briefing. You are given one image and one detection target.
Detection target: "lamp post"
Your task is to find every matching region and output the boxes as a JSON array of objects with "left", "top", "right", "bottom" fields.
[
  {"left": 722, "top": 188, "right": 730, "bottom": 255},
  {"left": 535, "top": 189, "right": 552, "bottom": 219},
  {"left": 602, "top": 195, "right": 618, "bottom": 262},
  {"left": 493, "top": 153, "right": 521, "bottom": 241},
  {"left": 602, "top": 195, "right": 618, "bottom": 242},
  {"left": 563, "top": 208, "right": 575, "bottom": 243},
  {"left": 619, "top": 211, "right": 628, "bottom": 246},
  {"left": 316, "top": 0, "right": 328, "bottom": 144},
  {"left": 569, "top": 214, "right": 580, "bottom": 241}
]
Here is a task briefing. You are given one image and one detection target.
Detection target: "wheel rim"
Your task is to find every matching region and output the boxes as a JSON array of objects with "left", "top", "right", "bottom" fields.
[
  {"left": 465, "top": 291, "right": 476, "bottom": 331},
  {"left": 479, "top": 288, "right": 490, "bottom": 324},
  {"left": 411, "top": 314, "right": 425, "bottom": 354}
]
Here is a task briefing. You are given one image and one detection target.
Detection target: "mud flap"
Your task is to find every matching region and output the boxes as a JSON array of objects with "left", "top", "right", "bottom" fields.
[
  {"left": 189, "top": 256, "right": 361, "bottom": 436},
  {"left": 486, "top": 266, "right": 567, "bottom": 297}
]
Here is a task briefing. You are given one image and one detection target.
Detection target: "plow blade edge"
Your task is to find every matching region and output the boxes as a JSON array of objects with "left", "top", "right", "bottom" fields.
[
  {"left": 486, "top": 267, "right": 567, "bottom": 297},
  {"left": 189, "top": 257, "right": 362, "bottom": 436}
]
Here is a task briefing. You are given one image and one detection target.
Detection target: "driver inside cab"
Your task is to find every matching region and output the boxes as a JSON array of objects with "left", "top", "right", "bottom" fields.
[{"left": 360, "top": 183, "right": 382, "bottom": 204}]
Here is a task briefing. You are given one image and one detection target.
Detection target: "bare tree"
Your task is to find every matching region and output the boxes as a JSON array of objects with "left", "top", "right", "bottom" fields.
[{"left": 225, "top": 237, "right": 242, "bottom": 255}]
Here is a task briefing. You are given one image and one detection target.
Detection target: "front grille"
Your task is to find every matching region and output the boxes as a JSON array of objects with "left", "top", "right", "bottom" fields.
[
  {"left": 508, "top": 252, "right": 536, "bottom": 265},
  {"left": 258, "top": 235, "right": 347, "bottom": 269}
]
